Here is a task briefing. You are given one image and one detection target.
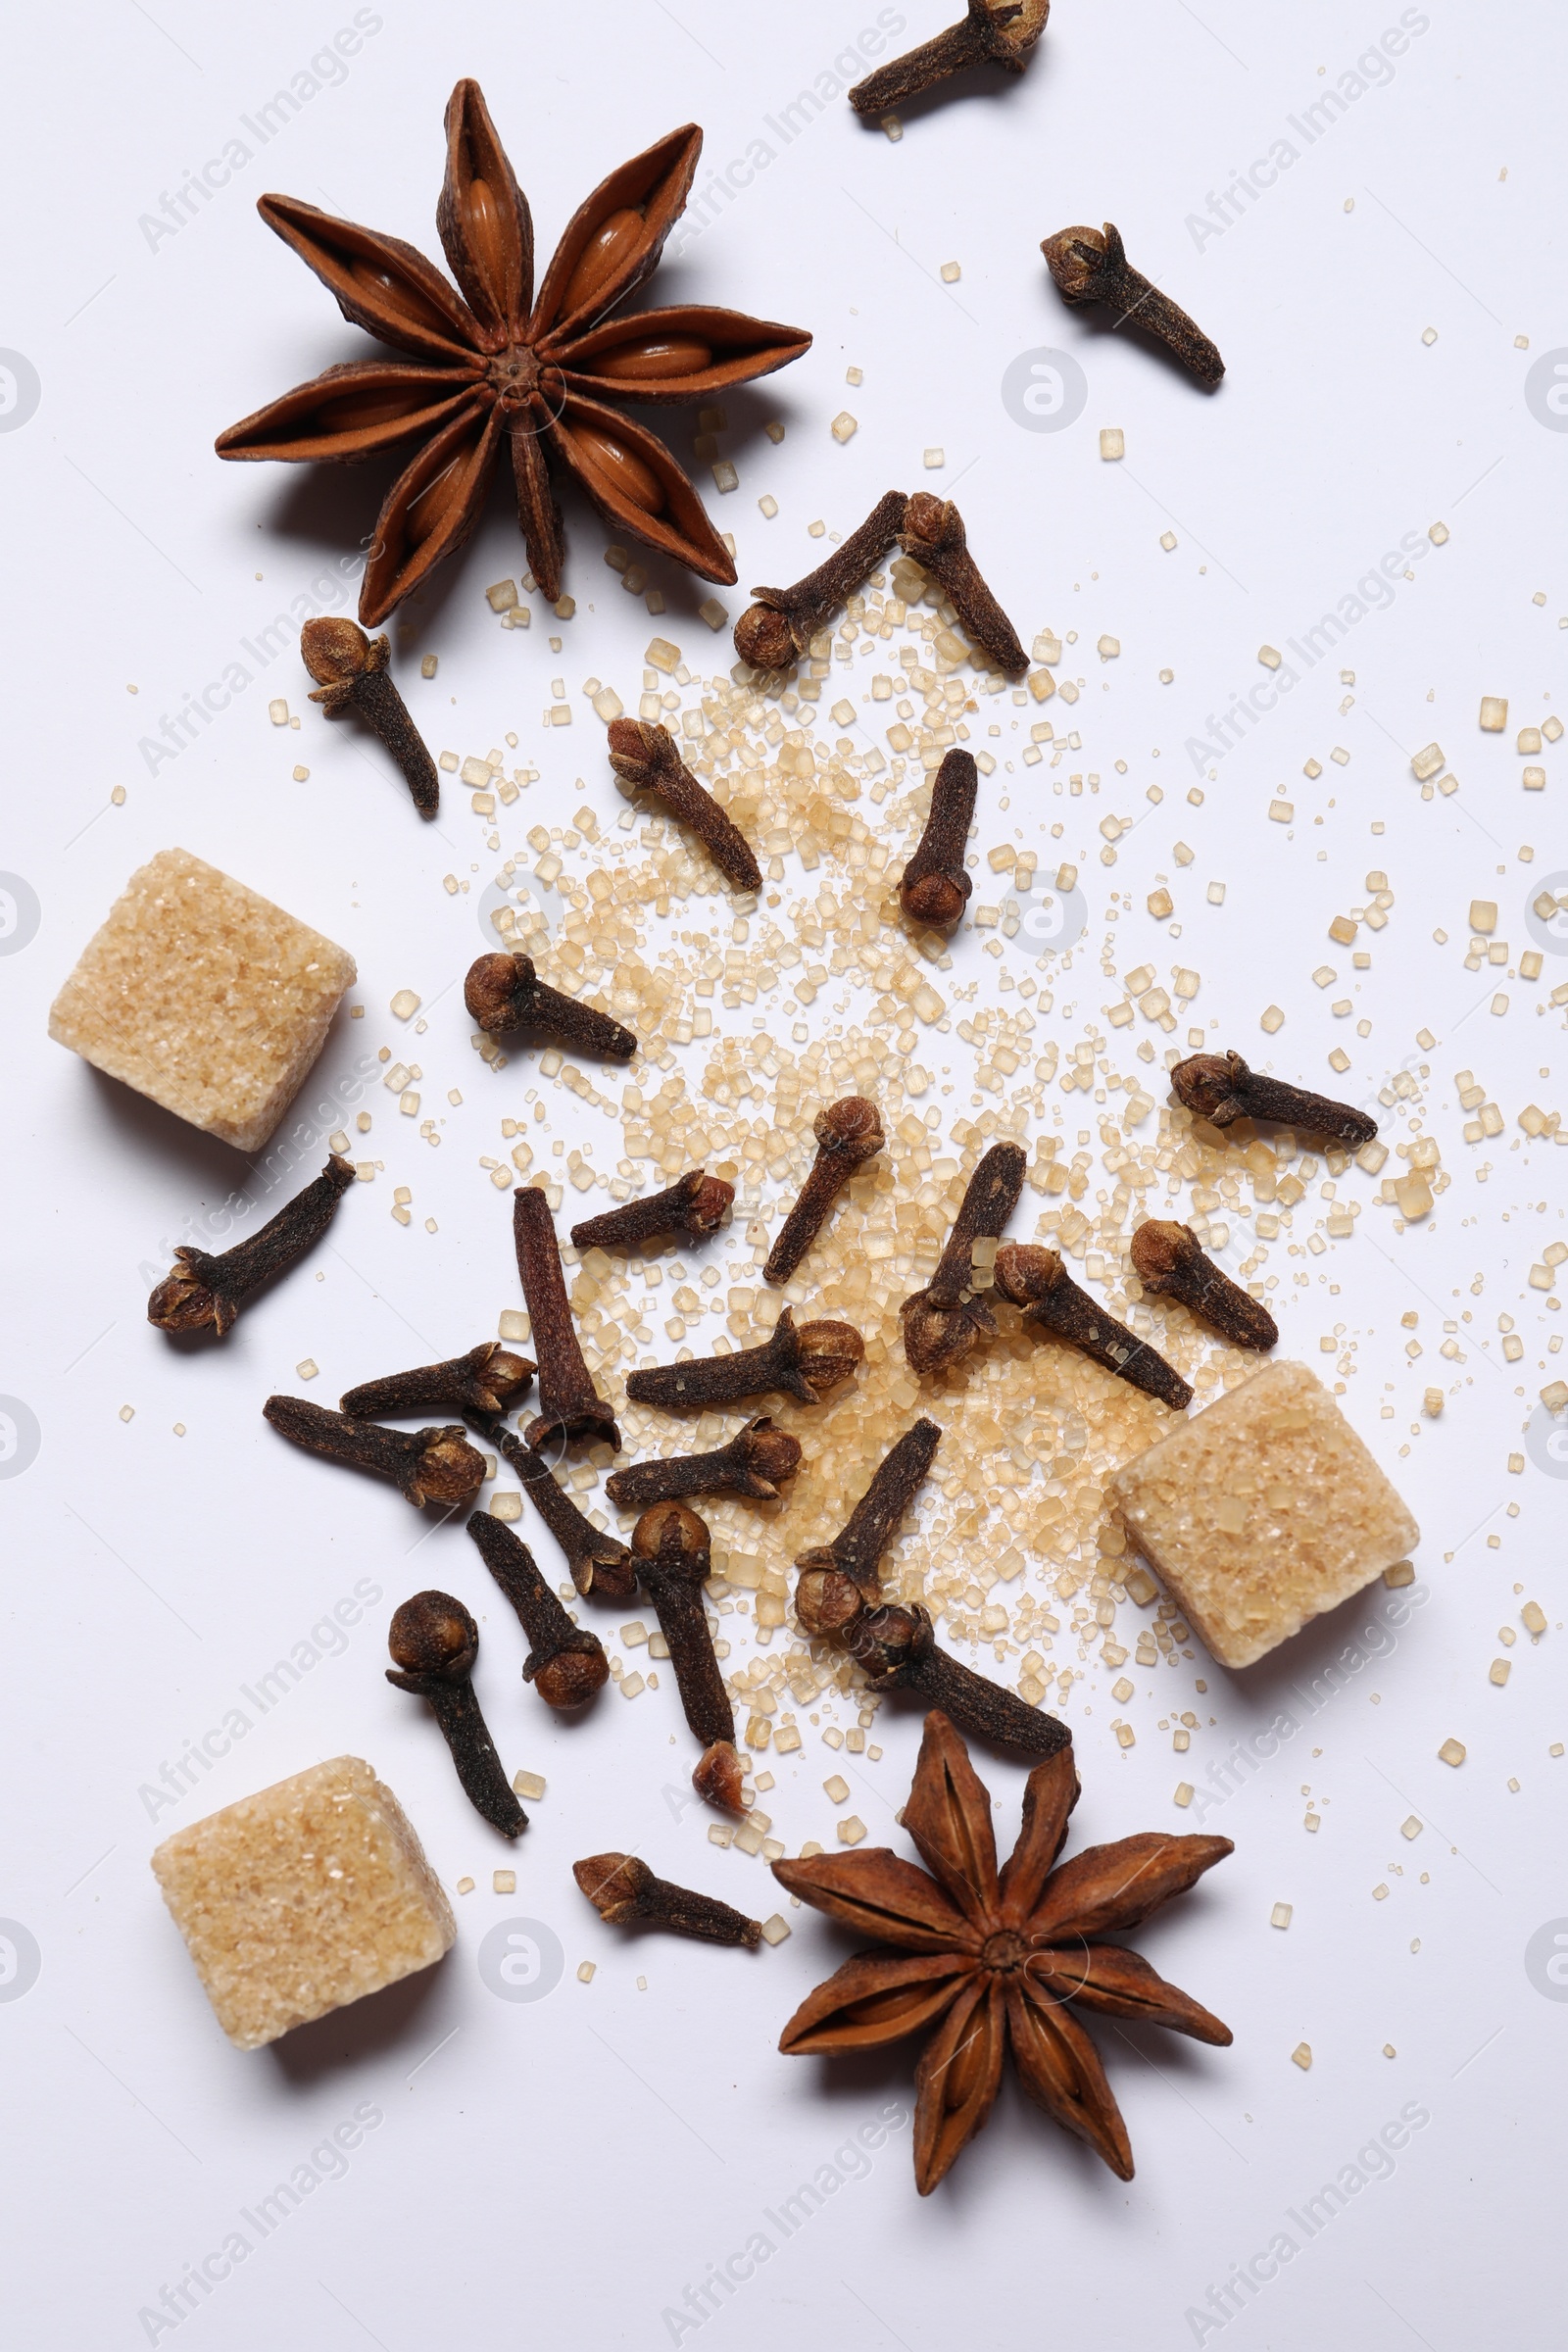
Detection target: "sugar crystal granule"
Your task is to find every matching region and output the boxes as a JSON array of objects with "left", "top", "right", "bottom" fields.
[
  {"left": 50, "top": 848, "right": 355, "bottom": 1152},
  {"left": 1107, "top": 1362, "right": 1419, "bottom": 1669},
  {"left": 151, "top": 1756, "right": 454, "bottom": 2048}
]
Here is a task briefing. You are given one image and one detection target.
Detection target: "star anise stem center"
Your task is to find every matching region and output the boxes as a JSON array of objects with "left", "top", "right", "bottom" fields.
[{"left": 981, "top": 1928, "right": 1027, "bottom": 1972}]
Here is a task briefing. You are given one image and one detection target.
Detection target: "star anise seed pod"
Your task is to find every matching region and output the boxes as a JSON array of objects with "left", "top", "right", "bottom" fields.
[
  {"left": 773, "top": 1711, "right": 1232, "bottom": 2193},
  {"left": 217, "top": 80, "right": 811, "bottom": 624}
]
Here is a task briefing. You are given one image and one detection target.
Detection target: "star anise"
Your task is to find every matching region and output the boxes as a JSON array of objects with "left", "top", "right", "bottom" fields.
[
  {"left": 773, "top": 1712, "right": 1233, "bottom": 2193},
  {"left": 217, "top": 81, "right": 810, "bottom": 625}
]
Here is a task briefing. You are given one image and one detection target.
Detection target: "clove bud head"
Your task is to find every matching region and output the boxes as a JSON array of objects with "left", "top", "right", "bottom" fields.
[
  {"left": 301, "top": 614, "right": 386, "bottom": 692},
  {"left": 1041, "top": 223, "right": 1118, "bottom": 303},
  {"left": 693, "top": 1740, "right": 748, "bottom": 1812},
  {"left": 742, "top": 1421, "right": 806, "bottom": 1487},
  {"left": 793, "top": 1561, "right": 868, "bottom": 1639},
  {"left": 531, "top": 1639, "right": 611, "bottom": 1712},
  {"left": 388, "top": 1591, "right": 477, "bottom": 1680},
  {"left": 147, "top": 1252, "right": 224, "bottom": 1334},
  {"left": 631, "top": 1500, "right": 711, "bottom": 1567},
  {"left": 792, "top": 1319, "right": 867, "bottom": 1396},
  {"left": 414, "top": 1429, "right": 491, "bottom": 1506},
  {"left": 466, "top": 952, "right": 535, "bottom": 1032},
  {"left": 732, "top": 602, "right": 799, "bottom": 671},
  {"left": 993, "top": 1242, "right": 1062, "bottom": 1306}
]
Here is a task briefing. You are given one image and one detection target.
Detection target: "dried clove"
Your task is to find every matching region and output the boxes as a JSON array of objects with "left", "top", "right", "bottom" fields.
[
  {"left": 604, "top": 1416, "right": 802, "bottom": 1510},
  {"left": 148, "top": 1153, "right": 355, "bottom": 1337},
  {"left": 900, "top": 1141, "right": 1025, "bottom": 1375},
  {"left": 263, "top": 1395, "right": 486, "bottom": 1507},
  {"left": 570, "top": 1168, "right": 733, "bottom": 1253},
  {"left": 572, "top": 1852, "right": 760, "bottom": 1948},
  {"left": 385, "top": 1591, "right": 526, "bottom": 1836},
  {"left": 1042, "top": 221, "right": 1224, "bottom": 389},
  {"left": 467, "top": 1410, "right": 635, "bottom": 1601},
  {"left": 898, "top": 747, "right": 977, "bottom": 929},
  {"left": 300, "top": 617, "right": 439, "bottom": 814},
  {"left": 631, "top": 1503, "right": 745, "bottom": 1810},
  {"left": 838, "top": 1593, "right": 1067, "bottom": 1757},
  {"left": 763, "top": 1097, "right": 884, "bottom": 1287},
  {"left": 898, "top": 494, "right": 1027, "bottom": 675},
  {"left": 733, "top": 488, "right": 908, "bottom": 670},
  {"left": 340, "top": 1340, "right": 534, "bottom": 1420},
  {"left": 1129, "top": 1220, "right": 1278, "bottom": 1350},
  {"left": 995, "top": 1245, "right": 1193, "bottom": 1409},
  {"left": 606, "top": 720, "right": 762, "bottom": 894},
  {"left": 465, "top": 1511, "right": 609, "bottom": 1709},
  {"left": 1169, "top": 1049, "right": 1377, "bottom": 1147},
  {"left": 465, "top": 952, "right": 637, "bottom": 1061},
  {"left": 794, "top": 1416, "right": 942, "bottom": 1634},
  {"left": 849, "top": 0, "right": 1050, "bottom": 116},
  {"left": 512, "top": 1186, "right": 620, "bottom": 1452},
  {"left": 626, "top": 1306, "right": 863, "bottom": 1412}
]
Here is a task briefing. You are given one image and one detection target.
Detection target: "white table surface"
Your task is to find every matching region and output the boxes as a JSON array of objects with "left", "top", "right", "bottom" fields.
[{"left": 3, "top": 2, "right": 1565, "bottom": 2344}]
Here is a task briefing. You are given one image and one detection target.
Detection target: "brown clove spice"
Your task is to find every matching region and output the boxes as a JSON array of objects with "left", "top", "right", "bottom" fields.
[
  {"left": 1042, "top": 222, "right": 1225, "bottom": 389},
  {"left": 572, "top": 1852, "right": 760, "bottom": 1948},
  {"left": 385, "top": 1591, "right": 526, "bottom": 1836},
  {"left": 995, "top": 1244, "right": 1193, "bottom": 1409},
  {"left": 764, "top": 1097, "right": 884, "bottom": 1286},
  {"left": 793, "top": 1416, "right": 942, "bottom": 1635},
  {"left": 733, "top": 488, "right": 908, "bottom": 670},
  {"left": 570, "top": 1168, "right": 733, "bottom": 1254},
  {"left": 1129, "top": 1220, "right": 1278, "bottom": 1350},
  {"left": 829, "top": 1592, "right": 1067, "bottom": 1756},
  {"left": 300, "top": 617, "right": 440, "bottom": 814},
  {"left": 900, "top": 1141, "right": 1025, "bottom": 1374},
  {"left": 626, "top": 1306, "right": 863, "bottom": 1412},
  {"left": 467, "top": 1410, "right": 635, "bottom": 1601},
  {"left": 340, "top": 1340, "right": 534, "bottom": 1420},
  {"left": 606, "top": 720, "right": 762, "bottom": 894},
  {"left": 631, "top": 1503, "right": 746, "bottom": 1810},
  {"left": 148, "top": 1153, "right": 355, "bottom": 1337},
  {"left": 604, "top": 1416, "right": 802, "bottom": 1510},
  {"left": 263, "top": 1395, "right": 486, "bottom": 1507},
  {"left": 898, "top": 747, "right": 977, "bottom": 929},
  {"left": 1169, "top": 1049, "right": 1377, "bottom": 1147},
  {"left": 898, "top": 494, "right": 1027, "bottom": 675},
  {"left": 465, "top": 1511, "right": 609, "bottom": 1709},
  {"left": 512, "top": 1186, "right": 620, "bottom": 1453},
  {"left": 465, "top": 952, "right": 637, "bottom": 1061},
  {"left": 849, "top": 0, "right": 1050, "bottom": 116}
]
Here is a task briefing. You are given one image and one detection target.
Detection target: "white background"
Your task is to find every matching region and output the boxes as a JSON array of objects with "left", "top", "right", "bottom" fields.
[{"left": 3, "top": 2, "right": 1566, "bottom": 2345}]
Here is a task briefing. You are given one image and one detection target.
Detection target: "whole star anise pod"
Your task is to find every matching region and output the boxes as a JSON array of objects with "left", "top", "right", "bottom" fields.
[
  {"left": 773, "top": 1712, "right": 1233, "bottom": 2193},
  {"left": 217, "top": 81, "right": 811, "bottom": 625}
]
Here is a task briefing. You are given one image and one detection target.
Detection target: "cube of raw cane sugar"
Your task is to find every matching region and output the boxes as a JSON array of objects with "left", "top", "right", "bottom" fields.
[
  {"left": 1107, "top": 1361, "right": 1419, "bottom": 1669},
  {"left": 151, "top": 1757, "right": 454, "bottom": 2049},
  {"left": 50, "top": 849, "right": 355, "bottom": 1152}
]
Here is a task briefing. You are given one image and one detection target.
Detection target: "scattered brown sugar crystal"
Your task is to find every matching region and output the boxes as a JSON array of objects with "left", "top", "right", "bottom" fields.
[
  {"left": 150, "top": 1756, "right": 454, "bottom": 2049},
  {"left": 49, "top": 848, "right": 355, "bottom": 1152},
  {"left": 1107, "top": 1361, "right": 1419, "bottom": 1669}
]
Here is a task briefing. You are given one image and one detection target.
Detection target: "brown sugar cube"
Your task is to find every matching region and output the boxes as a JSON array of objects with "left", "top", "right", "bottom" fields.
[
  {"left": 151, "top": 1756, "right": 454, "bottom": 2049},
  {"left": 49, "top": 847, "right": 355, "bottom": 1152},
  {"left": 1107, "top": 1360, "right": 1419, "bottom": 1669}
]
